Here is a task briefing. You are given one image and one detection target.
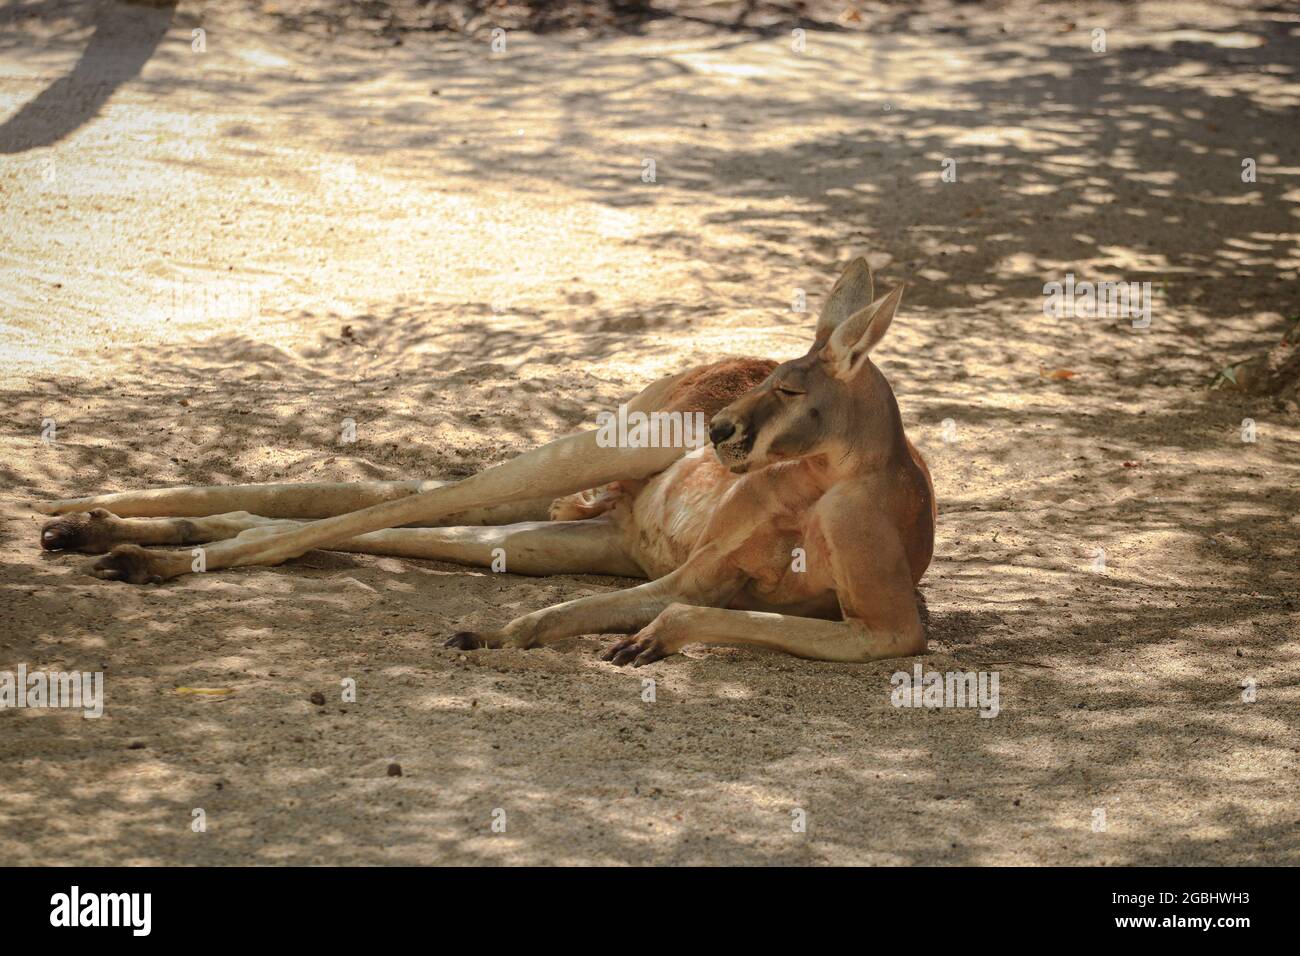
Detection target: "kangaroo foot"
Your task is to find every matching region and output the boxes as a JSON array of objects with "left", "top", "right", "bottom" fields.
[
  {"left": 90, "top": 544, "right": 186, "bottom": 585},
  {"left": 40, "top": 508, "right": 121, "bottom": 553}
]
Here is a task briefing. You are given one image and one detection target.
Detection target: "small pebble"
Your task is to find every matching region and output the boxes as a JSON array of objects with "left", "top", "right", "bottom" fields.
[{"left": 310, "top": 691, "right": 326, "bottom": 706}]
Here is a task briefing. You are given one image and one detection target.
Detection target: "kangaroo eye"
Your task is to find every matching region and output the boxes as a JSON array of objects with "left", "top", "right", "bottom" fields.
[{"left": 774, "top": 386, "right": 804, "bottom": 397}]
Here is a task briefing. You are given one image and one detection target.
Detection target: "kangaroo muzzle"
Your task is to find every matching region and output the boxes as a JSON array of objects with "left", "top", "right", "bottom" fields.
[{"left": 709, "top": 413, "right": 753, "bottom": 473}]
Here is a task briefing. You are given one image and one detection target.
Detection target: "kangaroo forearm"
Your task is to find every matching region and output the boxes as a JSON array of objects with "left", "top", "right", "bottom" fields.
[
  {"left": 506, "top": 586, "right": 679, "bottom": 646},
  {"left": 656, "top": 606, "right": 924, "bottom": 662},
  {"left": 503, "top": 559, "right": 745, "bottom": 646}
]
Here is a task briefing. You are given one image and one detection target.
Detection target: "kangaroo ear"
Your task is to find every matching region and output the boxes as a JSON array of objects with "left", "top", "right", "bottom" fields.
[
  {"left": 824, "top": 284, "right": 905, "bottom": 376},
  {"left": 814, "top": 257, "right": 874, "bottom": 345}
]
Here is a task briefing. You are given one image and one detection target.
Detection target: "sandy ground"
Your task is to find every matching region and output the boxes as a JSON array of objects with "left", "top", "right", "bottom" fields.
[{"left": 1, "top": 0, "right": 1298, "bottom": 865}]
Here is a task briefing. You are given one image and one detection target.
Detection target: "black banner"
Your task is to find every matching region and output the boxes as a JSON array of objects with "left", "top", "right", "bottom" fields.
[{"left": 0, "top": 866, "right": 1280, "bottom": 941}]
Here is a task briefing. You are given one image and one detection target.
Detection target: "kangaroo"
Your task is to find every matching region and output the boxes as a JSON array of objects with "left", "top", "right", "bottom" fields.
[{"left": 38, "top": 258, "right": 935, "bottom": 665}]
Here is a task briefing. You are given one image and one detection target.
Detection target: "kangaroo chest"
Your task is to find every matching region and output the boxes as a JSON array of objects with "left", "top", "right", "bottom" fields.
[{"left": 616, "top": 449, "right": 840, "bottom": 615}]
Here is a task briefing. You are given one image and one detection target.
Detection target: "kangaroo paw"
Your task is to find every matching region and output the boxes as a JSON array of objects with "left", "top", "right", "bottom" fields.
[
  {"left": 91, "top": 544, "right": 168, "bottom": 585},
  {"left": 443, "top": 631, "right": 503, "bottom": 650},
  {"left": 41, "top": 508, "right": 120, "bottom": 553}
]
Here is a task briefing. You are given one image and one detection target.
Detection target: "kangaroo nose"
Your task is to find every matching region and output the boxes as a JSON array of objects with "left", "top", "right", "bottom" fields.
[{"left": 710, "top": 418, "right": 736, "bottom": 446}]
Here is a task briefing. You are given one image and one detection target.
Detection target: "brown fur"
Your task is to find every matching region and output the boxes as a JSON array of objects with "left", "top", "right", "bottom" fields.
[
  {"left": 549, "top": 358, "right": 778, "bottom": 520},
  {"left": 660, "top": 357, "right": 778, "bottom": 415}
]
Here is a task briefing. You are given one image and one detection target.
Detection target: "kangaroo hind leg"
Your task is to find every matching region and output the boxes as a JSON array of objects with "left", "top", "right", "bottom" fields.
[
  {"left": 88, "top": 517, "right": 641, "bottom": 584},
  {"left": 38, "top": 480, "right": 553, "bottom": 525},
  {"left": 41, "top": 510, "right": 299, "bottom": 554}
]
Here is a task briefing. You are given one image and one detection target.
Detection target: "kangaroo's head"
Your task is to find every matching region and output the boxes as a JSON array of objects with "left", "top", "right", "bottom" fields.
[{"left": 709, "top": 258, "right": 905, "bottom": 475}]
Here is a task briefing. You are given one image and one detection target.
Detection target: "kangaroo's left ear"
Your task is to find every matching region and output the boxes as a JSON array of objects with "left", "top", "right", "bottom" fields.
[
  {"left": 823, "top": 283, "right": 905, "bottom": 377},
  {"left": 814, "top": 257, "right": 874, "bottom": 346}
]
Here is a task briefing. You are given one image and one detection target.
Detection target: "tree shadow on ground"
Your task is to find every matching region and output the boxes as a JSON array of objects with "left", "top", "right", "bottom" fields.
[{"left": 0, "top": 0, "right": 178, "bottom": 155}]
